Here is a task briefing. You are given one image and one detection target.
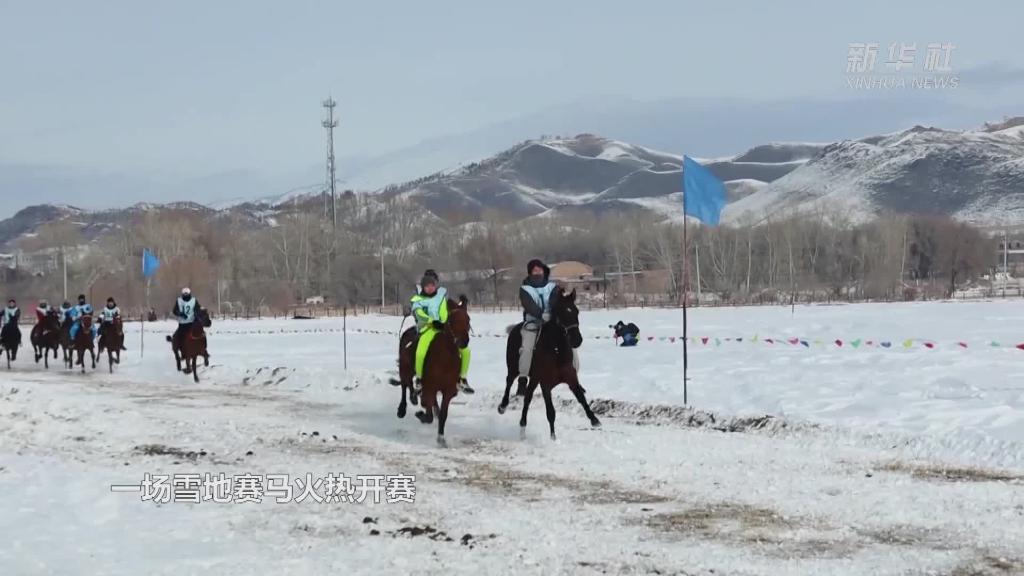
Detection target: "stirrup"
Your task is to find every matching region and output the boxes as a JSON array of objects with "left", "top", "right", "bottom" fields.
[
  {"left": 458, "top": 378, "right": 475, "bottom": 394},
  {"left": 413, "top": 377, "right": 423, "bottom": 391}
]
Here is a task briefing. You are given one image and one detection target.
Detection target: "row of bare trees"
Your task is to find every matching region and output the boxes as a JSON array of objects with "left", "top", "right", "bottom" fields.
[{"left": 2, "top": 198, "right": 998, "bottom": 316}]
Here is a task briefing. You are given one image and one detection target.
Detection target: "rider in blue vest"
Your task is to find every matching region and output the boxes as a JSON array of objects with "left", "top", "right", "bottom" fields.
[
  {"left": 1, "top": 298, "right": 22, "bottom": 360},
  {"left": 69, "top": 294, "right": 98, "bottom": 342},
  {"left": 99, "top": 297, "right": 127, "bottom": 351},
  {"left": 59, "top": 300, "right": 74, "bottom": 326},
  {"left": 172, "top": 287, "right": 200, "bottom": 351},
  {"left": 516, "top": 259, "right": 561, "bottom": 390}
]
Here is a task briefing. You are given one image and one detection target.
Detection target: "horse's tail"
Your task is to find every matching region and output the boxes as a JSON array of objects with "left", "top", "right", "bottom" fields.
[{"left": 505, "top": 323, "right": 519, "bottom": 335}]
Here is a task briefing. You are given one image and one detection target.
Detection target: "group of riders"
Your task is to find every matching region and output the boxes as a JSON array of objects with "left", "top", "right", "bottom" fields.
[
  {"left": 0, "top": 294, "right": 126, "bottom": 359},
  {"left": 0, "top": 286, "right": 204, "bottom": 360},
  {"left": 4, "top": 258, "right": 561, "bottom": 382},
  {"left": 406, "top": 258, "right": 566, "bottom": 394}
]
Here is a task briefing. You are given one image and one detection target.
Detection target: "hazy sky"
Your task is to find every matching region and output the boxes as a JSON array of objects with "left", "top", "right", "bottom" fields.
[{"left": 1, "top": 0, "right": 1023, "bottom": 213}]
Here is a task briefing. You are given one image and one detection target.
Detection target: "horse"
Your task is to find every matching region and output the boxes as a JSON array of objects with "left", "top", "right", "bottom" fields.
[
  {"left": 31, "top": 309, "right": 61, "bottom": 369},
  {"left": 391, "top": 324, "right": 421, "bottom": 418},
  {"left": 0, "top": 319, "right": 21, "bottom": 370},
  {"left": 59, "top": 316, "right": 75, "bottom": 369},
  {"left": 166, "top": 308, "right": 211, "bottom": 383},
  {"left": 499, "top": 287, "right": 601, "bottom": 440},
  {"left": 392, "top": 296, "right": 470, "bottom": 447},
  {"left": 97, "top": 315, "right": 124, "bottom": 373},
  {"left": 72, "top": 314, "right": 96, "bottom": 373}
]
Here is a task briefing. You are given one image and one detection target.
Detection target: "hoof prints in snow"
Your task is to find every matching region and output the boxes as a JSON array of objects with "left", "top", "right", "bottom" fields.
[{"left": 242, "top": 366, "right": 295, "bottom": 387}]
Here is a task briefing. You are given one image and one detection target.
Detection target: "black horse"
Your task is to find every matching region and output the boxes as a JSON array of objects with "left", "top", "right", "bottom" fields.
[
  {"left": 1, "top": 319, "right": 21, "bottom": 369},
  {"left": 499, "top": 287, "right": 601, "bottom": 439}
]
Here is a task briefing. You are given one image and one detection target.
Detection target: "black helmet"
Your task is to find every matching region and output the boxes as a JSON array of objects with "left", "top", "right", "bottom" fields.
[
  {"left": 527, "top": 259, "right": 549, "bottom": 277},
  {"left": 421, "top": 269, "right": 439, "bottom": 286}
]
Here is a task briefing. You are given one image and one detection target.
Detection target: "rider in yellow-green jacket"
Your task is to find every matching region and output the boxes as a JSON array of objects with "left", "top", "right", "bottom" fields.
[{"left": 411, "top": 269, "right": 473, "bottom": 394}]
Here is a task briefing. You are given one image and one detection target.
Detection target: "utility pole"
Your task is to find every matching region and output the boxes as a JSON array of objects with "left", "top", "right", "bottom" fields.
[
  {"left": 1003, "top": 230, "right": 1009, "bottom": 298},
  {"left": 379, "top": 227, "right": 385, "bottom": 313},
  {"left": 322, "top": 96, "right": 338, "bottom": 228}
]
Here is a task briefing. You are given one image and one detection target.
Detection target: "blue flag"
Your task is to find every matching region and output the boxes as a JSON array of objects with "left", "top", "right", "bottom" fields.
[
  {"left": 683, "top": 155, "right": 727, "bottom": 226},
  {"left": 142, "top": 249, "right": 161, "bottom": 278}
]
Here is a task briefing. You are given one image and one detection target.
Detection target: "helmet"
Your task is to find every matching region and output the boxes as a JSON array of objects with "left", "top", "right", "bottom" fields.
[
  {"left": 420, "top": 269, "right": 439, "bottom": 286},
  {"left": 82, "top": 304, "right": 93, "bottom": 314},
  {"left": 181, "top": 287, "right": 191, "bottom": 296},
  {"left": 39, "top": 299, "right": 47, "bottom": 305}
]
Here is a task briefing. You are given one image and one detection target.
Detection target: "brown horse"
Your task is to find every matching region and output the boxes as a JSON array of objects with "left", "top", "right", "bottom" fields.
[
  {"left": 31, "top": 309, "right": 61, "bottom": 369},
  {"left": 391, "top": 325, "right": 421, "bottom": 418},
  {"left": 97, "top": 315, "right": 124, "bottom": 373},
  {"left": 59, "top": 317, "right": 74, "bottom": 369},
  {"left": 166, "top": 308, "right": 211, "bottom": 383},
  {"left": 1, "top": 320, "right": 20, "bottom": 370},
  {"left": 499, "top": 287, "right": 601, "bottom": 440},
  {"left": 73, "top": 315, "right": 96, "bottom": 373},
  {"left": 402, "top": 296, "right": 470, "bottom": 448}
]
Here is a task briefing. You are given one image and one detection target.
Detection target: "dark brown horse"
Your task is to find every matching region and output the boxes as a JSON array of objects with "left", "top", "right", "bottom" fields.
[
  {"left": 395, "top": 296, "right": 470, "bottom": 448},
  {"left": 59, "top": 317, "right": 74, "bottom": 369},
  {"left": 1, "top": 319, "right": 20, "bottom": 369},
  {"left": 31, "top": 309, "right": 61, "bottom": 369},
  {"left": 166, "top": 308, "right": 211, "bottom": 383},
  {"left": 73, "top": 314, "right": 96, "bottom": 373},
  {"left": 391, "top": 324, "right": 421, "bottom": 418},
  {"left": 97, "top": 315, "right": 124, "bottom": 373},
  {"left": 499, "top": 287, "right": 601, "bottom": 440}
]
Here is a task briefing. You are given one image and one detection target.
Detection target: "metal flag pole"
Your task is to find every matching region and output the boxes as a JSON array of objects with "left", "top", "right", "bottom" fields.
[{"left": 683, "top": 192, "right": 689, "bottom": 406}]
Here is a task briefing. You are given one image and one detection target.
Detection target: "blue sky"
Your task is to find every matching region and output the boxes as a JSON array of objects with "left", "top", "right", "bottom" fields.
[{"left": 1, "top": 0, "right": 1022, "bottom": 213}]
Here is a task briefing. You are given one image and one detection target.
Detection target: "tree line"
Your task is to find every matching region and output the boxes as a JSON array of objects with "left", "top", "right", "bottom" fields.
[{"left": 2, "top": 196, "right": 998, "bottom": 317}]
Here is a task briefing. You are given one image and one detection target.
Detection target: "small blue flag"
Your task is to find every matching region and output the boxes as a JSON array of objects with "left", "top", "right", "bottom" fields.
[
  {"left": 142, "top": 249, "right": 161, "bottom": 278},
  {"left": 683, "top": 155, "right": 727, "bottom": 226}
]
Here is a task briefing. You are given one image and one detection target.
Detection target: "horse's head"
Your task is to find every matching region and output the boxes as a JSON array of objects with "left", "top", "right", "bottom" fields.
[
  {"left": 197, "top": 307, "right": 212, "bottom": 329},
  {"left": 45, "top": 309, "right": 60, "bottom": 327},
  {"left": 446, "top": 295, "right": 471, "bottom": 349},
  {"left": 80, "top": 314, "right": 93, "bottom": 330},
  {"left": 553, "top": 287, "right": 583, "bottom": 348}
]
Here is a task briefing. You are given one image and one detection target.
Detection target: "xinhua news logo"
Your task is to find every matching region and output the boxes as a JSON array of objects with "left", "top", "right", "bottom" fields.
[
  {"left": 846, "top": 42, "right": 959, "bottom": 90},
  {"left": 111, "top": 472, "right": 416, "bottom": 504}
]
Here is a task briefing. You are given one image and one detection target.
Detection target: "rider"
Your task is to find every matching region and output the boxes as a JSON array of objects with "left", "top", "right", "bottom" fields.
[
  {"left": 35, "top": 299, "right": 51, "bottom": 323},
  {"left": 172, "top": 287, "right": 200, "bottom": 351},
  {"left": 2, "top": 298, "right": 22, "bottom": 359},
  {"left": 99, "top": 297, "right": 127, "bottom": 351},
  {"left": 69, "top": 294, "right": 98, "bottom": 342},
  {"left": 612, "top": 320, "right": 640, "bottom": 347},
  {"left": 410, "top": 270, "right": 473, "bottom": 394},
  {"left": 516, "top": 259, "right": 560, "bottom": 390},
  {"left": 59, "top": 300, "right": 74, "bottom": 326}
]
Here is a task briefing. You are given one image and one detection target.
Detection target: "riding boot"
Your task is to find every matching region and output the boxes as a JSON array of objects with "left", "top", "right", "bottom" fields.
[
  {"left": 413, "top": 377, "right": 423, "bottom": 392},
  {"left": 458, "top": 378, "right": 475, "bottom": 394}
]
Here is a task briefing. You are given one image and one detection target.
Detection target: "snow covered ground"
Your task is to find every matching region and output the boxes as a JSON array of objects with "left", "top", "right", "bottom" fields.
[{"left": 1, "top": 301, "right": 1022, "bottom": 575}]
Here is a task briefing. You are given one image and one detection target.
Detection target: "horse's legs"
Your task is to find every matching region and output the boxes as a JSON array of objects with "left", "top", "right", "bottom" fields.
[
  {"left": 519, "top": 378, "right": 540, "bottom": 438},
  {"left": 415, "top": 389, "right": 434, "bottom": 424},
  {"left": 541, "top": 384, "right": 557, "bottom": 440},
  {"left": 397, "top": 380, "right": 408, "bottom": 419},
  {"left": 498, "top": 372, "right": 515, "bottom": 415},
  {"left": 568, "top": 378, "right": 602, "bottom": 428},
  {"left": 192, "top": 356, "right": 199, "bottom": 383},
  {"left": 89, "top": 348, "right": 95, "bottom": 369},
  {"left": 437, "top": 390, "right": 452, "bottom": 447}
]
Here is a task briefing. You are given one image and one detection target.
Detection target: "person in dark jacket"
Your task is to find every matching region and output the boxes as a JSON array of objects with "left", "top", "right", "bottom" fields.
[
  {"left": 516, "top": 259, "right": 561, "bottom": 390},
  {"left": 612, "top": 320, "right": 640, "bottom": 346},
  {"left": 1, "top": 298, "right": 21, "bottom": 359}
]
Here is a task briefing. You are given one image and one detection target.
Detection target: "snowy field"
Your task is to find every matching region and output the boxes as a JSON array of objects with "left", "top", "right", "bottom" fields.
[{"left": 1, "top": 300, "right": 1022, "bottom": 575}]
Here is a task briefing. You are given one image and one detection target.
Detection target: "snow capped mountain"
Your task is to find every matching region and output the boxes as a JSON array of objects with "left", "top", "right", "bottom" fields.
[
  {"left": 381, "top": 134, "right": 814, "bottom": 224},
  {"left": 723, "top": 125, "right": 1024, "bottom": 227}
]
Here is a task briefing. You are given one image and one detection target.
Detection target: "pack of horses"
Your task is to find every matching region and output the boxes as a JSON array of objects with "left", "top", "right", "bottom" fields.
[
  {"left": 390, "top": 286, "right": 602, "bottom": 447},
  {"left": 2, "top": 307, "right": 211, "bottom": 381},
  {"left": 5, "top": 291, "right": 592, "bottom": 447}
]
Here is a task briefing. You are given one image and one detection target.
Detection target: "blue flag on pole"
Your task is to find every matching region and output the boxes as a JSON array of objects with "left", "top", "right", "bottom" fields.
[
  {"left": 142, "top": 249, "right": 161, "bottom": 278},
  {"left": 683, "top": 155, "right": 727, "bottom": 226}
]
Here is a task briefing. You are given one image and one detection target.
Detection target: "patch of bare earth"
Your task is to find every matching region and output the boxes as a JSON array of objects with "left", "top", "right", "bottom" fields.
[
  {"left": 878, "top": 462, "right": 1024, "bottom": 484},
  {"left": 948, "top": 555, "right": 1024, "bottom": 576}
]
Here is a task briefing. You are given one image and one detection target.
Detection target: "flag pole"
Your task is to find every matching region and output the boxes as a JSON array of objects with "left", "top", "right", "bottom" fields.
[{"left": 682, "top": 187, "right": 689, "bottom": 406}]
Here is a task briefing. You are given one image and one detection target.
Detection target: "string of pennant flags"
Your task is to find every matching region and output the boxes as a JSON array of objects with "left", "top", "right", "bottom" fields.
[{"left": 134, "top": 326, "right": 1024, "bottom": 351}]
